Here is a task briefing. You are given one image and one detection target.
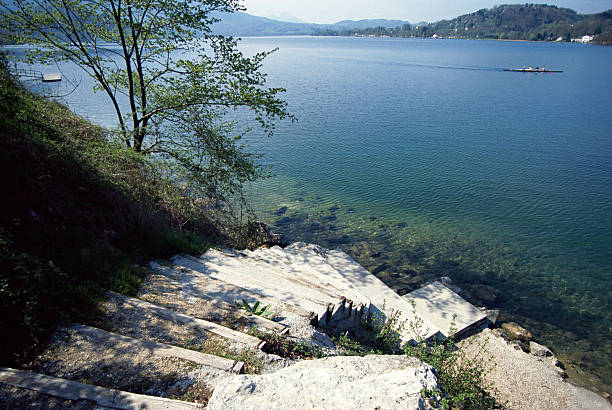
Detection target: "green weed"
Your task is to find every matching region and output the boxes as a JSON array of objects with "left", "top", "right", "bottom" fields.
[
  {"left": 248, "top": 328, "right": 324, "bottom": 360},
  {"left": 234, "top": 299, "right": 273, "bottom": 318},
  {"left": 403, "top": 303, "right": 503, "bottom": 409}
]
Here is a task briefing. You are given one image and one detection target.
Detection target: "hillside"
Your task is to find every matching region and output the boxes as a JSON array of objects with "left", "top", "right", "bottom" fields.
[
  {"left": 426, "top": 4, "right": 612, "bottom": 43},
  {"left": 0, "top": 56, "right": 272, "bottom": 365},
  {"left": 318, "top": 5, "right": 612, "bottom": 45},
  {"left": 210, "top": 11, "right": 410, "bottom": 36}
]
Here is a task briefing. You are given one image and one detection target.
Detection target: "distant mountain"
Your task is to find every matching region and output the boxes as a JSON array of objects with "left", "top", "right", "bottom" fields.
[
  {"left": 328, "top": 19, "right": 410, "bottom": 30},
  {"left": 264, "top": 13, "right": 304, "bottom": 24},
  {"left": 210, "top": 12, "right": 411, "bottom": 36},
  {"left": 211, "top": 12, "right": 316, "bottom": 36},
  {"left": 318, "top": 5, "right": 612, "bottom": 45}
]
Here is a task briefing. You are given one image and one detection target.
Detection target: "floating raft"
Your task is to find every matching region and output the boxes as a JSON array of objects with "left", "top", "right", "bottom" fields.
[{"left": 504, "top": 68, "right": 563, "bottom": 73}]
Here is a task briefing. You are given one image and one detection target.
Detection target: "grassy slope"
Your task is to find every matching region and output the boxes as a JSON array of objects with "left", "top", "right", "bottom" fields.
[{"left": 0, "top": 60, "right": 226, "bottom": 365}]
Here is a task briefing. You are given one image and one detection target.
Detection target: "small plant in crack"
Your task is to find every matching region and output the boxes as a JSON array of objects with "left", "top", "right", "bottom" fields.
[{"left": 235, "top": 299, "right": 273, "bottom": 318}]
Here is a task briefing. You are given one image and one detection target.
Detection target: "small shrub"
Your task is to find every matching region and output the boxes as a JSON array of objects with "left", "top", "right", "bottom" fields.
[
  {"left": 403, "top": 303, "right": 503, "bottom": 409},
  {"left": 334, "top": 332, "right": 367, "bottom": 356},
  {"left": 361, "top": 308, "right": 406, "bottom": 354},
  {"left": 329, "top": 302, "right": 408, "bottom": 356}
]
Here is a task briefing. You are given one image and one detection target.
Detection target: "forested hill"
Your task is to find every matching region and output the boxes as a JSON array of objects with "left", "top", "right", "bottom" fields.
[
  {"left": 209, "top": 11, "right": 410, "bottom": 36},
  {"left": 317, "top": 5, "right": 612, "bottom": 45}
]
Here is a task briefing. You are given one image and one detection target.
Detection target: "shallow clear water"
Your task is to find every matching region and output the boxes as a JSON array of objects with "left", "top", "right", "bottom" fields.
[
  {"left": 238, "top": 37, "right": 612, "bottom": 392},
  {"left": 8, "top": 37, "right": 612, "bottom": 392}
]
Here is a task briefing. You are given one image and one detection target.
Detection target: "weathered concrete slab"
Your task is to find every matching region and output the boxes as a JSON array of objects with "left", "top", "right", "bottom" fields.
[
  {"left": 206, "top": 355, "right": 439, "bottom": 410},
  {"left": 262, "top": 245, "right": 370, "bottom": 307},
  {"left": 205, "top": 249, "right": 344, "bottom": 306},
  {"left": 150, "top": 261, "right": 316, "bottom": 322},
  {"left": 172, "top": 252, "right": 334, "bottom": 325},
  {"left": 174, "top": 252, "right": 328, "bottom": 315},
  {"left": 403, "top": 281, "right": 489, "bottom": 339},
  {"left": 107, "top": 291, "right": 265, "bottom": 349},
  {"left": 0, "top": 367, "right": 203, "bottom": 409},
  {"left": 229, "top": 249, "right": 350, "bottom": 303},
  {"left": 242, "top": 248, "right": 351, "bottom": 299},
  {"left": 242, "top": 248, "right": 370, "bottom": 329},
  {"left": 143, "top": 266, "right": 288, "bottom": 334},
  {"left": 323, "top": 248, "right": 441, "bottom": 342},
  {"left": 173, "top": 251, "right": 366, "bottom": 333},
  {"left": 61, "top": 324, "right": 244, "bottom": 373}
]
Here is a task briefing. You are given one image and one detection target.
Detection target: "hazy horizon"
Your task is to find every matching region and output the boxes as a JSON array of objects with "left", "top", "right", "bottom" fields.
[{"left": 243, "top": 0, "right": 612, "bottom": 24}]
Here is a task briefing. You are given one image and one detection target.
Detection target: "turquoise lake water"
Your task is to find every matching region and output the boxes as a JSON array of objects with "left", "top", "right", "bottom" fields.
[
  {"left": 9, "top": 37, "right": 612, "bottom": 392},
  {"left": 240, "top": 37, "right": 612, "bottom": 393}
]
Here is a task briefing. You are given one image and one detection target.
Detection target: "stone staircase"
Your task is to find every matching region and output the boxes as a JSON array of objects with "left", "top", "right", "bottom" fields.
[{"left": 0, "top": 242, "right": 487, "bottom": 408}]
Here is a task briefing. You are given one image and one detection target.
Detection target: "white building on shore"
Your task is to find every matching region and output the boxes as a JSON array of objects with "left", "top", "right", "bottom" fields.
[{"left": 572, "top": 35, "right": 594, "bottom": 43}]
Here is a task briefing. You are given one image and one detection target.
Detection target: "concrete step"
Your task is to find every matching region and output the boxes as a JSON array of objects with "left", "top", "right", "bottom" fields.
[
  {"left": 253, "top": 245, "right": 370, "bottom": 332},
  {"left": 323, "top": 249, "right": 442, "bottom": 343},
  {"left": 140, "top": 267, "right": 288, "bottom": 335},
  {"left": 252, "top": 246, "right": 370, "bottom": 307},
  {"left": 152, "top": 260, "right": 318, "bottom": 324},
  {"left": 61, "top": 323, "right": 244, "bottom": 373},
  {"left": 204, "top": 249, "right": 369, "bottom": 331},
  {"left": 106, "top": 291, "right": 266, "bottom": 349},
  {"left": 172, "top": 252, "right": 333, "bottom": 324},
  {"left": 0, "top": 367, "right": 203, "bottom": 409},
  {"left": 203, "top": 249, "right": 341, "bottom": 308},
  {"left": 240, "top": 248, "right": 349, "bottom": 300},
  {"left": 227, "top": 249, "right": 348, "bottom": 305},
  {"left": 403, "top": 281, "right": 489, "bottom": 339},
  {"left": 174, "top": 251, "right": 365, "bottom": 332},
  {"left": 274, "top": 244, "right": 371, "bottom": 307}
]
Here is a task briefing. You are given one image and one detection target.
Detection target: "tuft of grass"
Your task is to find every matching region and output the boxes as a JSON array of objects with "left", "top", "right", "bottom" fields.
[
  {"left": 248, "top": 328, "right": 324, "bottom": 360},
  {"left": 176, "top": 382, "right": 213, "bottom": 405},
  {"left": 196, "top": 337, "right": 263, "bottom": 374}
]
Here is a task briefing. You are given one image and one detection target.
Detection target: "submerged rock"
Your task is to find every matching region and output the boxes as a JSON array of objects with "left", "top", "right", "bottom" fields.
[
  {"left": 274, "top": 206, "right": 288, "bottom": 216},
  {"left": 372, "top": 262, "right": 391, "bottom": 274},
  {"left": 530, "top": 341, "right": 554, "bottom": 358},
  {"left": 439, "top": 276, "right": 462, "bottom": 294},
  {"left": 206, "top": 355, "right": 440, "bottom": 410},
  {"left": 501, "top": 322, "right": 533, "bottom": 343},
  {"left": 321, "top": 214, "right": 337, "bottom": 222},
  {"left": 354, "top": 241, "right": 378, "bottom": 258},
  {"left": 469, "top": 284, "right": 501, "bottom": 305}
]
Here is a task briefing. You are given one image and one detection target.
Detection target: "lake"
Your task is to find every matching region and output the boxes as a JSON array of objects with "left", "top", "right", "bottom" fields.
[{"left": 9, "top": 36, "right": 612, "bottom": 393}]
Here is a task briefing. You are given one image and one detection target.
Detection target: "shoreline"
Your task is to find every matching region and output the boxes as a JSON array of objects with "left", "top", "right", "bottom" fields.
[{"left": 251, "top": 202, "right": 612, "bottom": 397}]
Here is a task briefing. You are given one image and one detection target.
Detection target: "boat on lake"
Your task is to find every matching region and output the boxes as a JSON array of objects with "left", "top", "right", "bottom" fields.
[
  {"left": 42, "top": 73, "right": 62, "bottom": 82},
  {"left": 504, "top": 67, "right": 563, "bottom": 73}
]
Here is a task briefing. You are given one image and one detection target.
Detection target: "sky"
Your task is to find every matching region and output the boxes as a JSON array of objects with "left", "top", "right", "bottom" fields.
[{"left": 241, "top": 0, "right": 612, "bottom": 24}]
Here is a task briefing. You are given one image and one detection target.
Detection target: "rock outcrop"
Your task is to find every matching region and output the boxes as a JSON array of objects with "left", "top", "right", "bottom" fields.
[
  {"left": 206, "top": 355, "right": 440, "bottom": 410},
  {"left": 459, "top": 329, "right": 611, "bottom": 410}
]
